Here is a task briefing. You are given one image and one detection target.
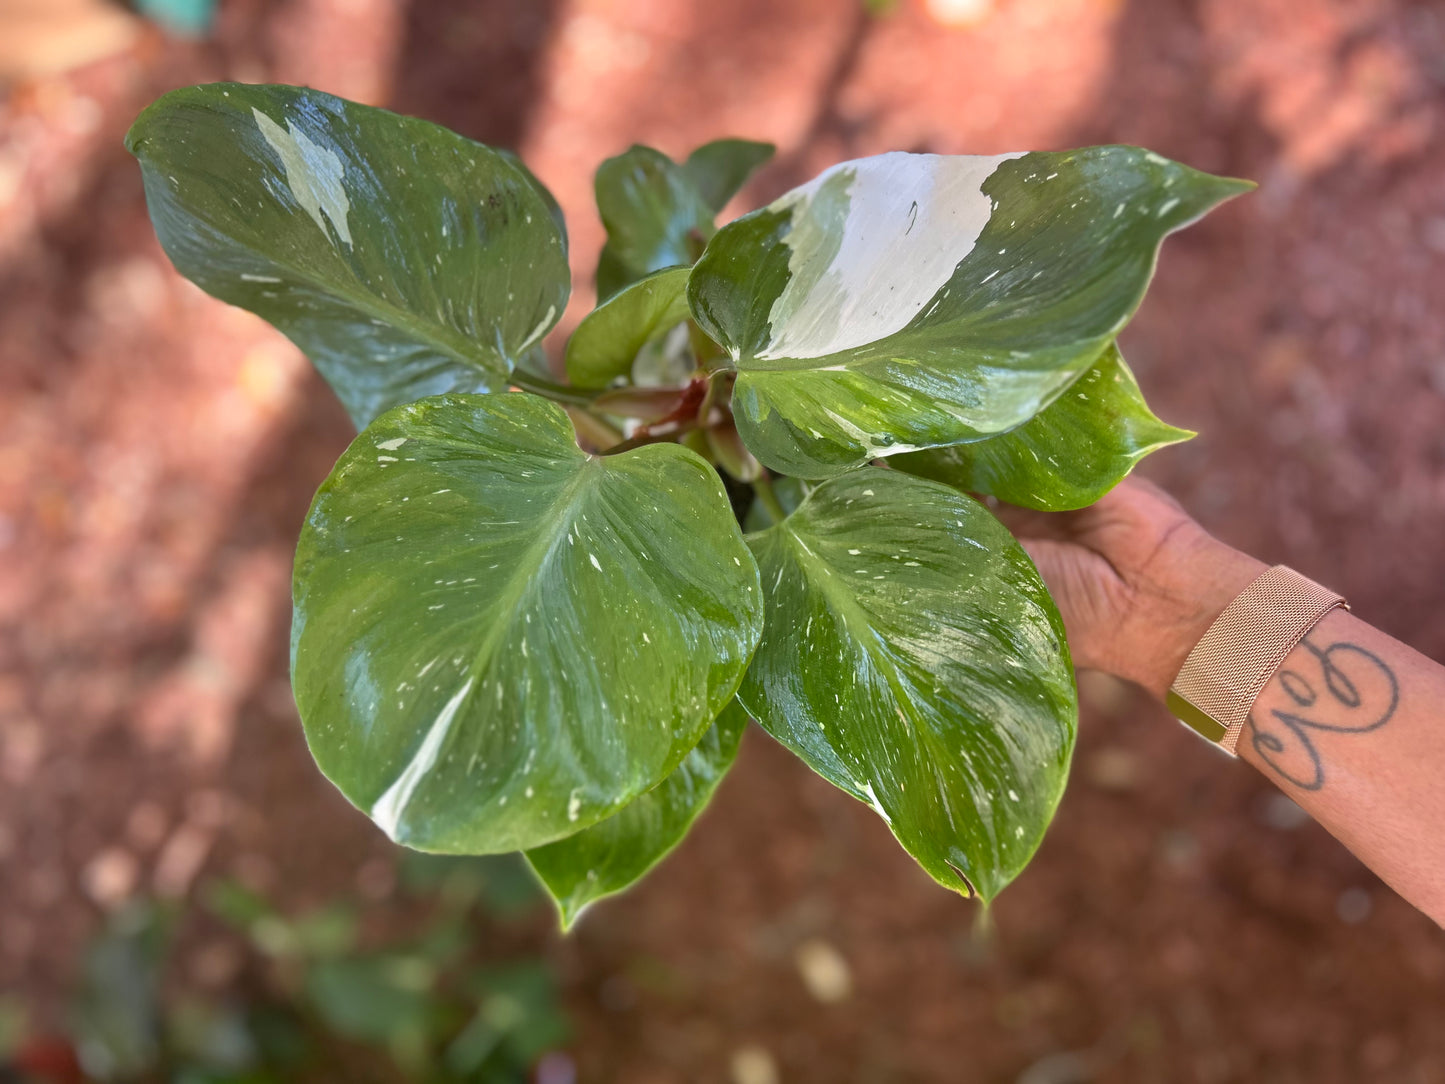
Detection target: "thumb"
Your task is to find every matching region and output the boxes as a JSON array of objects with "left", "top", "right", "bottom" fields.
[{"left": 1016, "top": 537, "right": 1117, "bottom": 673}]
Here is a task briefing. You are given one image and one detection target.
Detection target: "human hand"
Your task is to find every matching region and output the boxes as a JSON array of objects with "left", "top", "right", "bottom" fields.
[
  {"left": 1009, "top": 477, "right": 1265, "bottom": 701},
  {"left": 1016, "top": 480, "right": 1445, "bottom": 928}
]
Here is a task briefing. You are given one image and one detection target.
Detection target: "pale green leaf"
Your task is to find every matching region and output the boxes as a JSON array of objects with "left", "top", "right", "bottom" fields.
[
  {"left": 565, "top": 267, "right": 692, "bottom": 389},
  {"left": 683, "top": 139, "right": 775, "bottom": 213},
  {"left": 739, "top": 468, "right": 1076, "bottom": 900},
  {"left": 894, "top": 344, "right": 1193, "bottom": 510},
  {"left": 292, "top": 393, "right": 763, "bottom": 853},
  {"left": 127, "top": 83, "right": 568, "bottom": 427},
  {"left": 594, "top": 145, "right": 714, "bottom": 301},
  {"left": 688, "top": 146, "right": 1250, "bottom": 477},
  {"left": 525, "top": 698, "right": 749, "bottom": 928}
]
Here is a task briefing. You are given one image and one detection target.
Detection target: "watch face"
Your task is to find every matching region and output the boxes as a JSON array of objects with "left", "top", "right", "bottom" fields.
[{"left": 1166, "top": 690, "right": 1228, "bottom": 745}]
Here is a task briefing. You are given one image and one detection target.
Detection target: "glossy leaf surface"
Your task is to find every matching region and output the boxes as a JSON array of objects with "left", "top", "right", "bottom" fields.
[
  {"left": 565, "top": 267, "right": 692, "bottom": 389},
  {"left": 688, "top": 146, "right": 1250, "bottom": 477},
  {"left": 894, "top": 345, "right": 1192, "bottom": 510},
  {"left": 683, "top": 139, "right": 775, "bottom": 213},
  {"left": 292, "top": 394, "right": 763, "bottom": 853},
  {"left": 525, "top": 698, "right": 749, "bottom": 928},
  {"left": 595, "top": 145, "right": 714, "bottom": 301},
  {"left": 739, "top": 469, "right": 1076, "bottom": 899},
  {"left": 127, "top": 83, "right": 569, "bottom": 427}
]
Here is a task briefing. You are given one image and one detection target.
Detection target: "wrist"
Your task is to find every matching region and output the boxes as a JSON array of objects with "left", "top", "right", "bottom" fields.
[{"left": 1128, "top": 536, "right": 1266, "bottom": 702}]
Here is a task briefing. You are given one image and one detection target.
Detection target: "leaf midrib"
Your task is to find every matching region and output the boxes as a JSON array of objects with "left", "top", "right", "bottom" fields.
[
  {"left": 779, "top": 516, "right": 1017, "bottom": 884},
  {"left": 779, "top": 522, "right": 887, "bottom": 664},
  {"left": 150, "top": 156, "right": 544, "bottom": 382},
  {"left": 460, "top": 456, "right": 597, "bottom": 693},
  {"left": 268, "top": 238, "right": 515, "bottom": 379},
  {"left": 775, "top": 521, "right": 916, "bottom": 788}
]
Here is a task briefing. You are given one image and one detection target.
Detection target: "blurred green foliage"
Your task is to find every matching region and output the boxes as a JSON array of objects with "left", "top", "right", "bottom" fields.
[
  {"left": 0, "top": 997, "right": 29, "bottom": 1061},
  {"left": 13, "top": 854, "right": 568, "bottom": 1084}
]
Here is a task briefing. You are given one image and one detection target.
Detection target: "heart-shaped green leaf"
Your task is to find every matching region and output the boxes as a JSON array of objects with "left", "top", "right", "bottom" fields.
[
  {"left": 292, "top": 393, "right": 763, "bottom": 853},
  {"left": 893, "top": 344, "right": 1192, "bottom": 510},
  {"left": 126, "top": 83, "right": 569, "bottom": 428},
  {"left": 565, "top": 267, "right": 692, "bottom": 389},
  {"left": 739, "top": 468, "right": 1076, "bottom": 900},
  {"left": 688, "top": 147, "right": 1250, "bottom": 477},
  {"left": 595, "top": 145, "right": 714, "bottom": 301},
  {"left": 525, "top": 697, "right": 749, "bottom": 928},
  {"left": 683, "top": 139, "right": 775, "bottom": 213}
]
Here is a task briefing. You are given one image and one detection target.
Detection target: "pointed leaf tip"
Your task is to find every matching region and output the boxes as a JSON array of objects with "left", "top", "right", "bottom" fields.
[
  {"left": 525, "top": 698, "right": 750, "bottom": 925},
  {"left": 894, "top": 344, "right": 1194, "bottom": 510},
  {"left": 683, "top": 138, "right": 776, "bottom": 213}
]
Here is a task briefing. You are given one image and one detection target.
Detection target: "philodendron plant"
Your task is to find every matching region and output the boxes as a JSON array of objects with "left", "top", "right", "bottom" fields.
[{"left": 127, "top": 84, "right": 1249, "bottom": 926}]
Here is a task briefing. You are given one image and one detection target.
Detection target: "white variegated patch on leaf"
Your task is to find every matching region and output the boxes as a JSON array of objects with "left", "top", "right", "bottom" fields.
[{"left": 688, "top": 146, "right": 1251, "bottom": 477}]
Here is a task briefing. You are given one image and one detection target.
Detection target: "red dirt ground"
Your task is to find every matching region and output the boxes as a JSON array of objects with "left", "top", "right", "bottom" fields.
[{"left": 2, "top": 0, "right": 1444, "bottom": 1081}]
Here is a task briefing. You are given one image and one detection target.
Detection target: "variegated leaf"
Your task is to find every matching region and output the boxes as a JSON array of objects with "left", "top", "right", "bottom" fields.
[
  {"left": 525, "top": 698, "right": 749, "bottom": 928},
  {"left": 894, "top": 344, "right": 1192, "bottom": 510},
  {"left": 127, "top": 83, "right": 569, "bottom": 428},
  {"left": 292, "top": 393, "right": 763, "bottom": 854},
  {"left": 688, "top": 146, "right": 1249, "bottom": 477},
  {"left": 595, "top": 145, "right": 713, "bottom": 302},
  {"left": 739, "top": 468, "right": 1076, "bottom": 900}
]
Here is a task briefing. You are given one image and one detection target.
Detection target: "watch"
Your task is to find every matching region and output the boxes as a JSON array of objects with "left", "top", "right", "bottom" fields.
[{"left": 1167, "top": 565, "right": 1348, "bottom": 755}]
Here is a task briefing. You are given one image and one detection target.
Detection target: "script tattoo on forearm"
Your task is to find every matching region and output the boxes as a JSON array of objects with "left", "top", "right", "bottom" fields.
[{"left": 1244, "top": 636, "right": 1399, "bottom": 791}]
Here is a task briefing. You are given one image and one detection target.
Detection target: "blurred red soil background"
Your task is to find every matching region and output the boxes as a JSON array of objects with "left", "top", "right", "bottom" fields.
[{"left": 2, "top": 0, "right": 1444, "bottom": 1080}]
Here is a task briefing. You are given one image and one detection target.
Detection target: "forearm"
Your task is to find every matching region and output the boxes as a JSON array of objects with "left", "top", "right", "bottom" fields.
[
  {"left": 1148, "top": 550, "right": 1445, "bottom": 924},
  {"left": 1016, "top": 477, "right": 1445, "bottom": 921},
  {"left": 1238, "top": 607, "right": 1445, "bottom": 923}
]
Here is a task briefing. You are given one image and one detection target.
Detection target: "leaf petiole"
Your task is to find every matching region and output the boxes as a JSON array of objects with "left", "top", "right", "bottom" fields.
[
  {"left": 695, "top": 370, "right": 730, "bottom": 426},
  {"left": 510, "top": 370, "right": 604, "bottom": 406},
  {"left": 752, "top": 472, "right": 788, "bottom": 525}
]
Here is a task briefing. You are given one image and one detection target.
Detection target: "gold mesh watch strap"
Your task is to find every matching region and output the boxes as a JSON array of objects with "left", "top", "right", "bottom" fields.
[{"left": 1166, "top": 565, "right": 1347, "bottom": 755}]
